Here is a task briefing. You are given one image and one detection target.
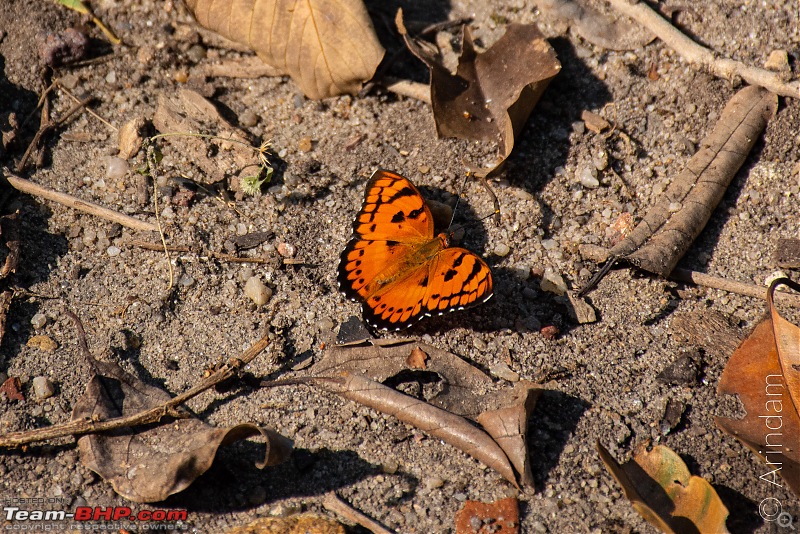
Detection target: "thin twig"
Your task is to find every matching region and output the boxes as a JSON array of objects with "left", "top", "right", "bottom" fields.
[
  {"left": 382, "top": 77, "right": 431, "bottom": 104},
  {"left": 670, "top": 267, "right": 800, "bottom": 307},
  {"left": 608, "top": 0, "right": 800, "bottom": 98},
  {"left": 56, "top": 81, "right": 118, "bottom": 132},
  {"left": 4, "top": 171, "right": 158, "bottom": 232},
  {"left": 0, "top": 331, "right": 272, "bottom": 448},
  {"left": 322, "top": 492, "right": 396, "bottom": 534},
  {"left": 125, "top": 239, "right": 273, "bottom": 264},
  {"left": 17, "top": 95, "right": 93, "bottom": 172}
]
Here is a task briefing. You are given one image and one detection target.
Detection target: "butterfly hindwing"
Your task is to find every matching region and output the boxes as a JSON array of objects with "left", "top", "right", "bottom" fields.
[
  {"left": 353, "top": 170, "right": 434, "bottom": 242},
  {"left": 423, "top": 248, "right": 493, "bottom": 315}
]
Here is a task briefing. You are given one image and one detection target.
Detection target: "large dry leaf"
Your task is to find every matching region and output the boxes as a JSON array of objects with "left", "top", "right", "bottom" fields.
[
  {"left": 593, "top": 85, "right": 777, "bottom": 278},
  {"left": 310, "top": 339, "right": 542, "bottom": 487},
  {"left": 152, "top": 88, "right": 254, "bottom": 184},
  {"left": 73, "top": 359, "right": 292, "bottom": 503},
  {"left": 716, "top": 279, "right": 800, "bottom": 495},
  {"left": 400, "top": 20, "right": 560, "bottom": 177},
  {"left": 598, "top": 441, "right": 730, "bottom": 533},
  {"left": 185, "top": 0, "right": 385, "bottom": 99}
]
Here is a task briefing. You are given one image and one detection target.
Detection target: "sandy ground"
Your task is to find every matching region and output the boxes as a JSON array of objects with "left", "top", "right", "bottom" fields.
[{"left": 1, "top": 0, "right": 799, "bottom": 532}]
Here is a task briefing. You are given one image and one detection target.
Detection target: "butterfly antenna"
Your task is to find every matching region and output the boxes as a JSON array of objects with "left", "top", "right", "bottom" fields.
[{"left": 447, "top": 173, "right": 471, "bottom": 230}]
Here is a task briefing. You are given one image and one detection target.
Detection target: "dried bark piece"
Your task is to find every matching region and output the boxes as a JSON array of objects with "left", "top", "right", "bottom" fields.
[
  {"left": 73, "top": 359, "right": 292, "bottom": 502},
  {"left": 671, "top": 309, "right": 744, "bottom": 357},
  {"left": 185, "top": 0, "right": 384, "bottom": 99},
  {"left": 598, "top": 442, "right": 730, "bottom": 533},
  {"left": 455, "top": 497, "right": 519, "bottom": 534},
  {"left": 606, "top": 85, "right": 777, "bottom": 277},
  {"left": 400, "top": 18, "right": 560, "bottom": 177},
  {"left": 716, "top": 279, "right": 800, "bottom": 495},
  {"left": 775, "top": 238, "right": 800, "bottom": 269},
  {"left": 537, "top": 0, "right": 654, "bottom": 51},
  {"left": 152, "top": 88, "right": 254, "bottom": 184}
]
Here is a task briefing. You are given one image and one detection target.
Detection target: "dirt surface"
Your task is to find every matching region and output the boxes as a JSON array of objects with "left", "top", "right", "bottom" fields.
[{"left": 1, "top": 0, "right": 799, "bottom": 532}]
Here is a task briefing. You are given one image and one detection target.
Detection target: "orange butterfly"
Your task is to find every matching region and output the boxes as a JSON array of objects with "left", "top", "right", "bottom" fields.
[{"left": 338, "top": 169, "right": 493, "bottom": 330}]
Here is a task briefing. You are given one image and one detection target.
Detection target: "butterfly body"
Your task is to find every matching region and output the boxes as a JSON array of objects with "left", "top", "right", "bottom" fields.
[{"left": 338, "top": 170, "right": 493, "bottom": 331}]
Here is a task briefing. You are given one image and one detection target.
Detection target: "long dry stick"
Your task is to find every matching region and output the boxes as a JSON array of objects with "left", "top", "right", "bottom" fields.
[
  {"left": 608, "top": 0, "right": 800, "bottom": 98},
  {"left": 323, "top": 493, "right": 396, "bottom": 534},
  {"left": 670, "top": 268, "right": 800, "bottom": 308},
  {"left": 4, "top": 172, "right": 158, "bottom": 232},
  {"left": 0, "top": 323, "right": 271, "bottom": 448}
]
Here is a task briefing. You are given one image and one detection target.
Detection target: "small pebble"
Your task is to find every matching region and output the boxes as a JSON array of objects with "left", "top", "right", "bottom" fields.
[
  {"left": 106, "top": 246, "right": 121, "bottom": 257},
  {"left": 31, "top": 313, "right": 47, "bottom": 330},
  {"left": 105, "top": 70, "right": 117, "bottom": 84},
  {"left": 494, "top": 243, "right": 511, "bottom": 257},
  {"left": 186, "top": 44, "right": 207, "bottom": 63},
  {"left": 541, "top": 239, "right": 558, "bottom": 250},
  {"left": 424, "top": 477, "right": 445, "bottom": 490},
  {"left": 490, "top": 362, "right": 520, "bottom": 382},
  {"left": 298, "top": 137, "right": 313, "bottom": 152},
  {"left": 540, "top": 268, "right": 568, "bottom": 295},
  {"left": 277, "top": 242, "right": 296, "bottom": 258},
  {"left": 239, "top": 110, "right": 259, "bottom": 127},
  {"left": 579, "top": 165, "right": 599, "bottom": 188},
  {"left": 453, "top": 493, "right": 468, "bottom": 502},
  {"left": 244, "top": 276, "right": 272, "bottom": 306},
  {"left": 473, "top": 338, "right": 487, "bottom": 351},
  {"left": 668, "top": 202, "right": 682, "bottom": 213},
  {"left": 179, "top": 275, "right": 195, "bottom": 287},
  {"left": 32, "top": 376, "right": 56, "bottom": 400}
]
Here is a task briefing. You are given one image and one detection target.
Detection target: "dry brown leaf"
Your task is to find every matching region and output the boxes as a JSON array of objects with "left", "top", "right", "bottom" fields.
[
  {"left": 400, "top": 18, "right": 560, "bottom": 177},
  {"left": 537, "top": 0, "right": 655, "bottom": 50},
  {"left": 73, "top": 359, "right": 292, "bottom": 503},
  {"left": 310, "top": 339, "right": 542, "bottom": 487},
  {"left": 26, "top": 335, "right": 58, "bottom": 353},
  {"left": 0, "top": 376, "right": 24, "bottom": 402},
  {"left": 716, "top": 278, "right": 800, "bottom": 495},
  {"left": 455, "top": 497, "right": 519, "bottom": 534},
  {"left": 601, "top": 85, "right": 778, "bottom": 277},
  {"left": 185, "top": 0, "right": 384, "bottom": 99},
  {"left": 598, "top": 441, "right": 730, "bottom": 533},
  {"left": 152, "top": 88, "right": 255, "bottom": 184}
]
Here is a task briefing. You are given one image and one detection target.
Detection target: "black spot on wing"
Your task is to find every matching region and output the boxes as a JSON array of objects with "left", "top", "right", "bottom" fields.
[
  {"left": 391, "top": 211, "right": 405, "bottom": 223},
  {"left": 443, "top": 269, "right": 458, "bottom": 282},
  {"left": 388, "top": 186, "right": 417, "bottom": 203}
]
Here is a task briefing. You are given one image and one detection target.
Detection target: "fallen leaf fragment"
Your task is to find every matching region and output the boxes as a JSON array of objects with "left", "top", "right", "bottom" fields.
[
  {"left": 0, "top": 376, "right": 24, "bottom": 402},
  {"left": 27, "top": 335, "right": 58, "bottom": 353},
  {"left": 185, "top": 0, "right": 385, "bottom": 99},
  {"left": 716, "top": 279, "right": 800, "bottom": 495},
  {"left": 603, "top": 85, "right": 777, "bottom": 277},
  {"left": 400, "top": 18, "right": 560, "bottom": 176},
  {"left": 73, "top": 359, "right": 292, "bottom": 502},
  {"left": 775, "top": 238, "right": 800, "bottom": 269},
  {"left": 581, "top": 109, "right": 610, "bottom": 133},
  {"left": 406, "top": 347, "right": 429, "bottom": 369},
  {"left": 224, "top": 514, "right": 345, "bottom": 534},
  {"left": 455, "top": 497, "right": 519, "bottom": 534},
  {"left": 598, "top": 441, "right": 730, "bottom": 533},
  {"left": 152, "top": 88, "right": 254, "bottom": 184}
]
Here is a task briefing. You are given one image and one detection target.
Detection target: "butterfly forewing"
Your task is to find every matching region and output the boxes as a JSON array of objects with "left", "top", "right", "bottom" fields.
[{"left": 353, "top": 170, "right": 434, "bottom": 242}]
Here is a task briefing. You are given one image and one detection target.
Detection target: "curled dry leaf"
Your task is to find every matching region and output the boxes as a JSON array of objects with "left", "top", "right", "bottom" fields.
[
  {"left": 598, "top": 85, "right": 777, "bottom": 277},
  {"left": 152, "top": 88, "right": 254, "bottom": 184},
  {"left": 455, "top": 497, "right": 519, "bottom": 534},
  {"left": 399, "top": 17, "right": 560, "bottom": 177},
  {"left": 317, "top": 372, "right": 519, "bottom": 488},
  {"left": 185, "top": 0, "right": 384, "bottom": 99},
  {"left": 536, "top": 0, "right": 655, "bottom": 51},
  {"left": 73, "top": 359, "right": 292, "bottom": 503},
  {"left": 597, "top": 441, "right": 730, "bottom": 533},
  {"left": 716, "top": 278, "right": 800, "bottom": 495},
  {"left": 310, "top": 339, "right": 542, "bottom": 487}
]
